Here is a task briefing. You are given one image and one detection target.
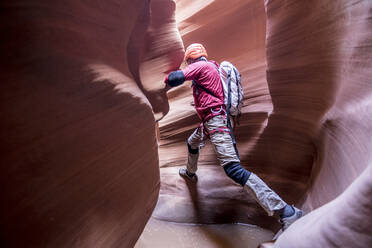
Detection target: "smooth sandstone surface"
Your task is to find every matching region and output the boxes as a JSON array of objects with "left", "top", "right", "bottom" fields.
[
  {"left": 0, "top": 0, "right": 182, "bottom": 247},
  {"left": 156, "top": 0, "right": 372, "bottom": 247},
  {"left": 1, "top": 0, "right": 372, "bottom": 247},
  {"left": 156, "top": 0, "right": 281, "bottom": 230},
  {"left": 266, "top": 0, "right": 372, "bottom": 247}
]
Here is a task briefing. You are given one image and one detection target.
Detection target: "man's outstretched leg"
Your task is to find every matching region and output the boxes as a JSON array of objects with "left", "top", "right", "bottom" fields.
[
  {"left": 179, "top": 127, "right": 204, "bottom": 182},
  {"left": 205, "top": 115, "right": 303, "bottom": 232},
  {"left": 224, "top": 162, "right": 303, "bottom": 231}
]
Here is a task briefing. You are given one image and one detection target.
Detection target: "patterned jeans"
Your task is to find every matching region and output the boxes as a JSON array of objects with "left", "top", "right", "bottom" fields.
[
  {"left": 186, "top": 114, "right": 287, "bottom": 216},
  {"left": 187, "top": 114, "right": 239, "bottom": 173}
]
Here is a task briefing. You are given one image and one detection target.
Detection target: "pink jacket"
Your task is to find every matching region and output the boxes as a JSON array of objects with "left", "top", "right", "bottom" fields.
[{"left": 165, "top": 60, "right": 225, "bottom": 122}]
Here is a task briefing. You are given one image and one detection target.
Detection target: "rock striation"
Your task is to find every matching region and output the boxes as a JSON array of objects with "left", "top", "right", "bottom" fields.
[
  {"left": 1, "top": 0, "right": 372, "bottom": 247},
  {"left": 156, "top": 0, "right": 285, "bottom": 230},
  {"left": 157, "top": 0, "right": 372, "bottom": 247},
  {"left": 0, "top": 0, "right": 182, "bottom": 247},
  {"left": 265, "top": 0, "right": 372, "bottom": 247}
]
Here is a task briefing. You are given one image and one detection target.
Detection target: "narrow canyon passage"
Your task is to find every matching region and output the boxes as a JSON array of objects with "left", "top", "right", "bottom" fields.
[
  {"left": 137, "top": 0, "right": 372, "bottom": 247},
  {"left": 154, "top": 0, "right": 278, "bottom": 228},
  {"left": 1, "top": 0, "right": 372, "bottom": 248},
  {"left": 136, "top": 1, "right": 279, "bottom": 246}
]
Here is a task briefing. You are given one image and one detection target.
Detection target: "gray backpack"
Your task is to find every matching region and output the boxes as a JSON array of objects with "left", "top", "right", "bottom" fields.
[{"left": 219, "top": 61, "right": 244, "bottom": 117}]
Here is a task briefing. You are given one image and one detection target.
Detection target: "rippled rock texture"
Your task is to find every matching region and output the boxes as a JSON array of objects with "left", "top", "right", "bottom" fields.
[
  {"left": 0, "top": 0, "right": 182, "bottom": 247},
  {"left": 1, "top": 0, "right": 372, "bottom": 247},
  {"left": 266, "top": 0, "right": 372, "bottom": 247},
  {"left": 156, "top": 0, "right": 284, "bottom": 230},
  {"left": 157, "top": 0, "right": 372, "bottom": 247}
]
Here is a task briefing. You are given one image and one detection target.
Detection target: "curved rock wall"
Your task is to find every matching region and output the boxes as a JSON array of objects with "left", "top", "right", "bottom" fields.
[
  {"left": 156, "top": 0, "right": 281, "bottom": 229},
  {"left": 0, "top": 0, "right": 182, "bottom": 247},
  {"left": 157, "top": 1, "right": 372, "bottom": 246},
  {"left": 2, "top": 0, "right": 371, "bottom": 246},
  {"left": 265, "top": 0, "right": 372, "bottom": 247}
]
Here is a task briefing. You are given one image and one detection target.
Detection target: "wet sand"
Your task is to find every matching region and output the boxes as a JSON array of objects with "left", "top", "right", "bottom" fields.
[{"left": 135, "top": 217, "right": 274, "bottom": 248}]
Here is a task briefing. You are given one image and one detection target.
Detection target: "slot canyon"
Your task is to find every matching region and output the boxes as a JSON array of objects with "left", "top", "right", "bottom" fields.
[{"left": 0, "top": 0, "right": 371, "bottom": 247}]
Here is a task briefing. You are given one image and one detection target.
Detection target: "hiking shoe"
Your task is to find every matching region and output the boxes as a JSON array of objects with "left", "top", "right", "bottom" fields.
[
  {"left": 273, "top": 206, "right": 303, "bottom": 240},
  {"left": 179, "top": 168, "right": 198, "bottom": 182},
  {"left": 280, "top": 206, "right": 303, "bottom": 231}
]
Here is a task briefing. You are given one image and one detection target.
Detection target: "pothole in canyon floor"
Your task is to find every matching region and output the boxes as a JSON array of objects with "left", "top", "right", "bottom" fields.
[{"left": 135, "top": 217, "right": 274, "bottom": 248}]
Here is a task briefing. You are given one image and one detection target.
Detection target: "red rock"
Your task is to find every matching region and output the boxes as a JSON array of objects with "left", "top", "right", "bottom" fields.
[
  {"left": 2, "top": 0, "right": 372, "bottom": 247},
  {"left": 156, "top": 0, "right": 281, "bottom": 230},
  {"left": 157, "top": 0, "right": 372, "bottom": 247},
  {"left": 0, "top": 0, "right": 182, "bottom": 247},
  {"left": 265, "top": 0, "right": 372, "bottom": 247}
]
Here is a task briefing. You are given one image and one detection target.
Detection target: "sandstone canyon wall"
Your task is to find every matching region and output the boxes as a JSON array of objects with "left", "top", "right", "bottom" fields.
[
  {"left": 0, "top": 0, "right": 182, "bottom": 247},
  {"left": 265, "top": 0, "right": 372, "bottom": 247},
  {"left": 156, "top": 0, "right": 293, "bottom": 230},
  {"left": 1, "top": 0, "right": 372, "bottom": 247},
  {"left": 157, "top": 0, "right": 372, "bottom": 247}
]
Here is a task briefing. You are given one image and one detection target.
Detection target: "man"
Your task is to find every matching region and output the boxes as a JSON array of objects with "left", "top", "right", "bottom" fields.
[{"left": 164, "top": 43, "right": 303, "bottom": 232}]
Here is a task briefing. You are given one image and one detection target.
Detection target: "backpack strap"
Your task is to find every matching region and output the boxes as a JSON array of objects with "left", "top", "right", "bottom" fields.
[
  {"left": 232, "top": 67, "right": 242, "bottom": 125},
  {"left": 232, "top": 68, "right": 240, "bottom": 110}
]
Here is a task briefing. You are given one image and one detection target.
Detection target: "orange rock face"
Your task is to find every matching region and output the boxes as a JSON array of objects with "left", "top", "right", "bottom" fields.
[
  {"left": 1, "top": 0, "right": 372, "bottom": 247},
  {"left": 0, "top": 0, "right": 182, "bottom": 247},
  {"left": 156, "top": 0, "right": 372, "bottom": 247},
  {"left": 265, "top": 0, "right": 372, "bottom": 247},
  {"left": 156, "top": 0, "right": 284, "bottom": 230}
]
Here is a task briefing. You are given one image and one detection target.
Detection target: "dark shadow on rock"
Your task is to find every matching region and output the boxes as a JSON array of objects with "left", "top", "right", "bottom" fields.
[{"left": 184, "top": 178, "right": 239, "bottom": 248}]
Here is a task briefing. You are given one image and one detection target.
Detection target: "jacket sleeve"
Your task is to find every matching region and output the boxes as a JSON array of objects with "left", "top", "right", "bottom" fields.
[
  {"left": 164, "top": 62, "right": 203, "bottom": 87},
  {"left": 182, "top": 62, "right": 203, "bottom": 82},
  {"left": 165, "top": 70, "right": 186, "bottom": 87}
]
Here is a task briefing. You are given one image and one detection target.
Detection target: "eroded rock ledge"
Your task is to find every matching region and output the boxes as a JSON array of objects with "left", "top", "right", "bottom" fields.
[
  {"left": 157, "top": 0, "right": 372, "bottom": 247},
  {"left": 1, "top": 0, "right": 371, "bottom": 247},
  {"left": 0, "top": 0, "right": 182, "bottom": 247}
]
